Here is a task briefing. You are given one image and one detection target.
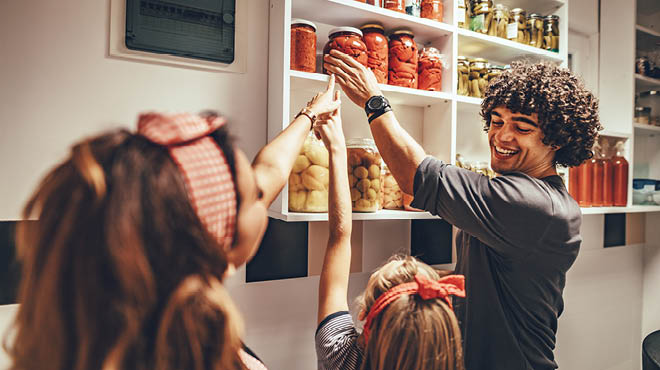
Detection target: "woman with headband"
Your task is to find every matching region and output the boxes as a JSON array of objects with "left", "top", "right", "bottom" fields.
[
  {"left": 5, "top": 77, "right": 340, "bottom": 370},
  {"left": 313, "top": 82, "right": 466, "bottom": 370}
]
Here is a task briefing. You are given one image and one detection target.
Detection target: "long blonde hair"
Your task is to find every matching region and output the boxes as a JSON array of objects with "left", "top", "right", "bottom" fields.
[{"left": 357, "top": 255, "right": 465, "bottom": 370}]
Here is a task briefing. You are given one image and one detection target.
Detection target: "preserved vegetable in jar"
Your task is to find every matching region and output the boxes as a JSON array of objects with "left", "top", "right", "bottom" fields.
[
  {"left": 388, "top": 29, "right": 418, "bottom": 88},
  {"left": 470, "top": 0, "right": 493, "bottom": 34},
  {"left": 420, "top": 0, "right": 443, "bottom": 22},
  {"left": 382, "top": 164, "right": 403, "bottom": 209},
  {"left": 418, "top": 47, "right": 444, "bottom": 91},
  {"left": 578, "top": 161, "right": 592, "bottom": 207},
  {"left": 457, "top": 56, "right": 470, "bottom": 96},
  {"left": 543, "top": 15, "right": 560, "bottom": 52},
  {"left": 568, "top": 166, "right": 580, "bottom": 203},
  {"left": 367, "top": 0, "right": 382, "bottom": 5},
  {"left": 290, "top": 19, "right": 317, "bottom": 73},
  {"left": 405, "top": 0, "right": 421, "bottom": 16},
  {"left": 601, "top": 142, "right": 614, "bottom": 207},
  {"left": 384, "top": 0, "right": 405, "bottom": 12},
  {"left": 323, "top": 27, "right": 368, "bottom": 74},
  {"left": 612, "top": 141, "right": 628, "bottom": 206},
  {"left": 360, "top": 23, "right": 389, "bottom": 84},
  {"left": 487, "top": 64, "right": 504, "bottom": 82},
  {"left": 457, "top": 0, "right": 468, "bottom": 29},
  {"left": 346, "top": 138, "right": 383, "bottom": 212},
  {"left": 508, "top": 8, "right": 529, "bottom": 44},
  {"left": 468, "top": 58, "right": 488, "bottom": 98},
  {"left": 528, "top": 14, "right": 543, "bottom": 48},
  {"left": 289, "top": 133, "right": 330, "bottom": 212},
  {"left": 488, "top": 4, "right": 509, "bottom": 38}
]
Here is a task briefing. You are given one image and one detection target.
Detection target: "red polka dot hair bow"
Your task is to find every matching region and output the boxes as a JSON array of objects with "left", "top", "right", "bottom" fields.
[
  {"left": 137, "top": 112, "right": 237, "bottom": 248},
  {"left": 361, "top": 274, "right": 465, "bottom": 343}
]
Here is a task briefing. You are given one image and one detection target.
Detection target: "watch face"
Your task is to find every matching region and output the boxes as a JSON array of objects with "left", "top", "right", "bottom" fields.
[{"left": 368, "top": 96, "right": 385, "bottom": 111}]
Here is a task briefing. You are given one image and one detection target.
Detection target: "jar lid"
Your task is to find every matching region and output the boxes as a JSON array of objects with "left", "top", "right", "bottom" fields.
[
  {"left": 360, "top": 23, "right": 385, "bottom": 32},
  {"left": 635, "top": 106, "right": 651, "bottom": 112},
  {"left": 391, "top": 29, "right": 415, "bottom": 38},
  {"left": 511, "top": 8, "right": 526, "bottom": 14},
  {"left": 471, "top": 57, "right": 489, "bottom": 63},
  {"left": 529, "top": 13, "right": 542, "bottom": 19},
  {"left": 291, "top": 18, "right": 316, "bottom": 31},
  {"left": 346, "top": 137, "right": 376, "bottom": 148},
  {"left": 640, "top": 90, "right": 659, "bottom": 97},
  {"left": 328, "top": 26, "right": 363, "bottom": 38},
  {"left": 545, "top": 15, "right": 559, "bottom": 20}
]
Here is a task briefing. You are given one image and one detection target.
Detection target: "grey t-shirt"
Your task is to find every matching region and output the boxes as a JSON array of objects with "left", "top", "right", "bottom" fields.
[{"left": 411, "top": 157, "right": 581, "bottom": 370}]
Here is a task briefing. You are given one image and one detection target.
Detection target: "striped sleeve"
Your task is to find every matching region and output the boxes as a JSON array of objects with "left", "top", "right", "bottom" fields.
[{"left": 315, "top": 311, "right": 363, "bottom": 370}]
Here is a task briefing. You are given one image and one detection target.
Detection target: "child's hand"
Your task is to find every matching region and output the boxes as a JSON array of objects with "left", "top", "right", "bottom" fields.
[{"left": 313, "top": 90, "right": 345, "bottom": 153}]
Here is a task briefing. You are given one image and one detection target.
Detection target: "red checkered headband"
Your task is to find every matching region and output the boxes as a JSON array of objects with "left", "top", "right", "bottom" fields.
[
  {"left": 137, "top": 112, "right": 237, "bottom": 248},
  {"left": 359, "top": 274, "right": 465, "bottom": 344}
]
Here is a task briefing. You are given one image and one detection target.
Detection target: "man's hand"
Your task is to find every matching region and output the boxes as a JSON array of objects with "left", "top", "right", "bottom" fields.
[
  {"left": 314, "top": 91, "right": 345, "bottom": 154},
  {"left": 324, "top": 49, "right": 383, "bottom": 109}
]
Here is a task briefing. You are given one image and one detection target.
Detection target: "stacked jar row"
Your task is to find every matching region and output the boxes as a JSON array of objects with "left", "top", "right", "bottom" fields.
[
  {"left": 456, "top": 57, "right": 508, "bottom": 98},
  {"left": 354, "top": 0, "right": 444, "bottom": 23},
  {"left": 457, "top": 0, "right": 560, "bottom": 52},
  {"left": 291, "top": 20, "right": 446, "bottom": 91}
]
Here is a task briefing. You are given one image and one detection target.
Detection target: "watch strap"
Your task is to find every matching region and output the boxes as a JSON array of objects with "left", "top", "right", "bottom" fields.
[
  {"left": 295, "top": 107, "right": 316, "bottom": 129},
  {"left": 368, "top": 106, "right": 392, "bottom": 124}
]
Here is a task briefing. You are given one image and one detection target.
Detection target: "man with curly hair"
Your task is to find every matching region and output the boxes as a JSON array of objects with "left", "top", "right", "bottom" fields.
[{"left": 324, "top": 50, "right": 601, "bottom": 370}]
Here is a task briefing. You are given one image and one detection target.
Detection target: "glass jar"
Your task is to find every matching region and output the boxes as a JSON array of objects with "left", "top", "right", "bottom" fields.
[
  {"left": 489, "top": 4, "right": 509, "bottom": 38},
  {"left": 468, "top": 58, "right": 488, "bottom": 98},
  {"left": 289, "top": 132, "right": 330, "bottom": 212},
  {"left": 323, "top": 27, "right": 368, "bottom": 74},
  {"left": 418, "top": 47, "right": 444, "bottom": 91},
  {"left": 508, "top": 8, "right": 529, "bottom": 44},
  {"left": 635, "top": 107, "right": 651, "bottom": 125},
  {"left": 346, "top": 138, "right": 382, "bottom": 212},
  {"left": 636, "top": 57, "right": 651, "bottom": 76},
  {"left": 487, "top": 64, "right": 504, "bottom": 82},
  {"left": 367, "top": 0, "right": 382, "bottom": 5},
  {"left": 457, "top": 56, "right": 470, "bottom": 96},
  {"left": 290, "top": 19, "right": 317, "bottom": 73},
  {"left": 361, "top": 23, "right": 389, "bottom": 84},
  {"left": 381, "top": 164, "right": 403, "bottom": 209},
  {"left": 543, "top": 15, "right": 560, "bottom": 52},
  {"left": 528, "top": 14, "right": 543, "bottom": 48},
  {"left": 384, "top": 0, "right": 405, "bottom": 12},
  {"left": 388, "top": 29, "right": 418, "bottom": 88},
  {"left": 420, "top": 0, "right": 443, "bottom": 22},
  {"left": 457, "top": 0, "right": 468, "bottom": 29},
  {"left": 470, "top": 0, "right": 493, "bottom": 34},
  {"left": 405, "top": 0, "right": 421, "bottom": 16}
]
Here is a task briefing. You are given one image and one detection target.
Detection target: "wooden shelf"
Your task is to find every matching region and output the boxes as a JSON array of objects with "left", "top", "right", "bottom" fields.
[
  {"left": 581, "top": 205, "right": 660, "bottom": 215},
  {"left": 634, "top": 123, "right": 660, "bottom": 135},
  {"left": 457, "top": 28, "right": 564, "bottom": 65},
  {"left": 635, "top": 74, "right": 660, "bottom": 92},
  {"left": 269, "top": 209, "right": 439, "bottom": 222}
]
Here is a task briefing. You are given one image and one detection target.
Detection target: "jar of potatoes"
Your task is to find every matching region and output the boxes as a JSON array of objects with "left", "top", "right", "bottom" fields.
[
  {"left": 347, "top": 138, "right": 382, "bottom": 212},
  {"left": 289, "top": 133, "right": 330, "bottom": 212}
]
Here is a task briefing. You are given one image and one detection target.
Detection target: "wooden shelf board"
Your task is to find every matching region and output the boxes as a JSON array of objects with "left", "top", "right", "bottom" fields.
[{"left": 634, "top": 123, "right": 660, "bottom": 135}]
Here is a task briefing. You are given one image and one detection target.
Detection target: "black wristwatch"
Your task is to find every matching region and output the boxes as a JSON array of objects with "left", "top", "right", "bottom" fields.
[{"left": 364, "top": 95, "right": 392, "bottom": 124}]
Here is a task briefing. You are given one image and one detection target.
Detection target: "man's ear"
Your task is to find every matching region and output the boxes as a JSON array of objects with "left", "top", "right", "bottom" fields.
[{"left": 550, "top": 145, "right": 560, "bottom": 151}]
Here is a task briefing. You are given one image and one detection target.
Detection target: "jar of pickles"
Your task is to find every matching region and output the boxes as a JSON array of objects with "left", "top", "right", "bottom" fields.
[
  {"left": 388, "top": 29, "right": 418, "bottom": 89},
  {"left": 289, "top": 132, "right": 330, "bottom": 212},
  {"left": 508, "top": 8, "right": 529, "bottom": 44},
  {"left": 290, "top": 19, "right": 317, "bottom": 73},
  {"left": 544, "top": 15, "right": 560, "bottom": 52},
  {"left": 420, "top": 0, "right": 443, "bottom": 22},
  {"left": 347, "top": 138, "right": 382, "bottom": 212},
  {"left": 489, "top": 4, "right": 509, "bottom": 38},
  {"left": 361, "top": 23, "right": 389, "bottom": 84},
  {"left": 470, "top": 0, "right": 493, "bottom": 34},
  {"left": 418, "top": 47, "right": 444, "bottom": 91},
  {"left": 469, "top": 58, "right": 488, "bottom": 98},
  {"left": 528, "top": 14, "right": 544, "bottom": 48},
  {"left": 323, "top": 27, "right": 368, "bottom": 74},
  {"left": 381, "top": 164, "right": 403, "bottom": 209},
  {"left": 457, "top": 56, "right": 470, "bottom": 96},
  {"left": 384, "top": 0, "right": 405, "bottom": 12},
  {"left": 457, "top": 0, "right": 468, "bottom": 29},
  {"left": 487, "top": 64, "right": 504, "bottom": 82}
]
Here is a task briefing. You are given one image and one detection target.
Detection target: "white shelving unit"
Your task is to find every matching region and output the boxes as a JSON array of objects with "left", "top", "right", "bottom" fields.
[
  {"left": 581, "top": 205, "right": 660, "bottom": 215},
  {"left": 268, "top": 0, "right": 569, "bottom": 222}
]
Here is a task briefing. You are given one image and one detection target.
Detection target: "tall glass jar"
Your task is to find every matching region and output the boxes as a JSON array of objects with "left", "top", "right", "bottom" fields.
[
  {"left": 420, "top": 0, "right": 443, "bottom": 22},
  {"left": 457, "top": 0, "right": 468, "bottom": 29},
  {"left": 470, "top": 0, "right": 493, "bottom": 34},
  {"left": 381, "top": 164, "right": 403, "bottom": 209},
  {"left": 405, "top": 0, "right": 421, "bottom": 16},
  {"left": 361, "top": 23, "right": 389, "bottom": 84},
  {"left": 489, "top": 4, "right": 509, "bottom": 38},
  {"left": 384, "top": 0, "right": 405, "bottom": 12},
  {"left": 323, "top": 27, "right": 368, "bottom": 74},
  {"left": 468, "top": 58, "right": 488, "bottom": 98},
  {"left": 508, "top": 8, "right": 529, "bottom": 44},
  {"left": 346, "top": 138, "right": 382, "bottom": 212},
  {"left": 487, "top": 64, "right": 504, "bottom": 82},
  {"left": 457, "top": 56, "right": 470, "bottom": 96},
  {"left": 528, "top": 14, "right": 544, "bottom": 48},
  {"left": 290, "top": 19, "right": 317, "bottom": 73},
  {"left": 418, "top": 47, "right": 444, "bottom": 91},
  {"left": 289, "top": 132, "right": 330, "bottom": 212},
  {"left": 543, "top": 15, "right": 560, "bottom": 52},
  {"left": 388, "top": 29, "right": 418, "bottom": 89}
]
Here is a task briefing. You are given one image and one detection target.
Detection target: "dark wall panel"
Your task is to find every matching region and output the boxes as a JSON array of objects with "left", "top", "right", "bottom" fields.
[
  {"left": 410, "top": 219, "right": 453, "bottom": 265},
  {"left": 0, "top": 221, "right": 21, "bottom": 305}
]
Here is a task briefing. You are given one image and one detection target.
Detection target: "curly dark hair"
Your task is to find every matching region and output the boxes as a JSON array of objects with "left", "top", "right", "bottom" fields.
[{"left": 480, "top": 61, "right": 602, "bottom": 167}]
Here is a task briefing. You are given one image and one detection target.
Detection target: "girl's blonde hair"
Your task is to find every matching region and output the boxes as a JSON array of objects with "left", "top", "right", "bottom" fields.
[{"left": 357, "top": 255, "right": 465, "bottom": 370}]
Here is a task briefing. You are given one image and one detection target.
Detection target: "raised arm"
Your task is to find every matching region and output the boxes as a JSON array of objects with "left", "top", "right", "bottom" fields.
[
  {"left": 252, "top": 75, "right": 341, "bottom": 207},
  {"left": 315, "top": 91, "right": 353, "bottom": 324},
  {"left": 323, "top": 50, "right": 426, "bottom": 195}
]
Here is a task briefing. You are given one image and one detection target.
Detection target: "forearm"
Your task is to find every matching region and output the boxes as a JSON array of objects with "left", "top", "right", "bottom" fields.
[{"left": 369, "top": 111, "right": 427, "bottom": 195}]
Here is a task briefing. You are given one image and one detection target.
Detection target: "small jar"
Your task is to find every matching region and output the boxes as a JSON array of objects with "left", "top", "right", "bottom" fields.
[
  {"left": 381, "top": 164, "right": 403, "bottom": 209},
  {"left": 457, "top": 0, "right": 468, "bottom": 29},
  {"left": 487, "top": 64, "right": 504, "bottom": 82},
  {"left": 508, "top": 8, "right": 529, "bottom": 44},
  {"left": 323, "top": 27, "right": 368, "bottom": 74},
  {"left": 420, "top": 0, "right": 443, "bottom": 22},
  {"left": 457, "top": 56, "right": 470, "bottom": 96},
  {"left": 636, "top": 57, "right": 651, "bottom": 76},
  {"left": 289, "top": 132, "right": 330, "bottom": 213},
  {"left": 635, "top": 107, "right": 651, "bottom": 125},
  {"left": 468, "top": 58, "right": 488, "bottom": 98},
  {"left": 405, "top": 0, "right": 421, "bottom": 16},
  {"left": 489, "top": 4, "right": 509, "bottom": 38},
  {"left": 290, "top": 19, "right": 317, "bottom": 73},
  {"left": 388, "top": 29, "right": 418, "bottom": 89},
  {"left": 347, "top": 138, "right": 382, "bottom": 212},
  {"left": 384, "top": 0, "right": 405, "bottom": 12},
  {"left": 470, "top": 0, "right": 493, "bottom": 34},
  {"left": 543, "top": 15, "right": 560, "bottom": 52},
  {"left": 418, "top": 47, "right": 444, "bottom": 91},
  {"left": 367, "top": 0, "right": 382, "bottom": 5},
  {"left": 361, "top": 23, "right": 389, "bottom": 84},
  {"left": 528, "top": 14, "right": 544, "bottom": 48}
]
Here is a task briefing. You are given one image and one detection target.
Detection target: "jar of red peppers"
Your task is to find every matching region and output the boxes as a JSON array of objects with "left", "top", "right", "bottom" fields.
[
  {"left": 360, "top": 23, "right": 389, "bottom": 84},
  {"left": 290, "top": 19, "right": 317, "bottom": 73},
  {"left": 323, "top": 27, "right": 368, "bottom": 74},
  {"left": 388, "top": 29, "right": 418, "bottom": 89},
  {"left": 384, "top": 0, "right": 405, "bottom": 12},
  {"left": 418, "top": 47, "right": 444, "bottom": 91},
  {"left": 420, "top": 0, "right": 443, "bottom": 22}
]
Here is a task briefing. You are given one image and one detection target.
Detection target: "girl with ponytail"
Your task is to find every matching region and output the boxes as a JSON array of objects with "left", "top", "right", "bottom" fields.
[{"left": 5, "top": 77, "right": 340, "bottom": 370}]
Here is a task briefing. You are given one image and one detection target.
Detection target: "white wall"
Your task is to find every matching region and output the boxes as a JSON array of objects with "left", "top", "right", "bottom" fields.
[{"left": 1, "top": 1, "right": 659, "bottom": 370}]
